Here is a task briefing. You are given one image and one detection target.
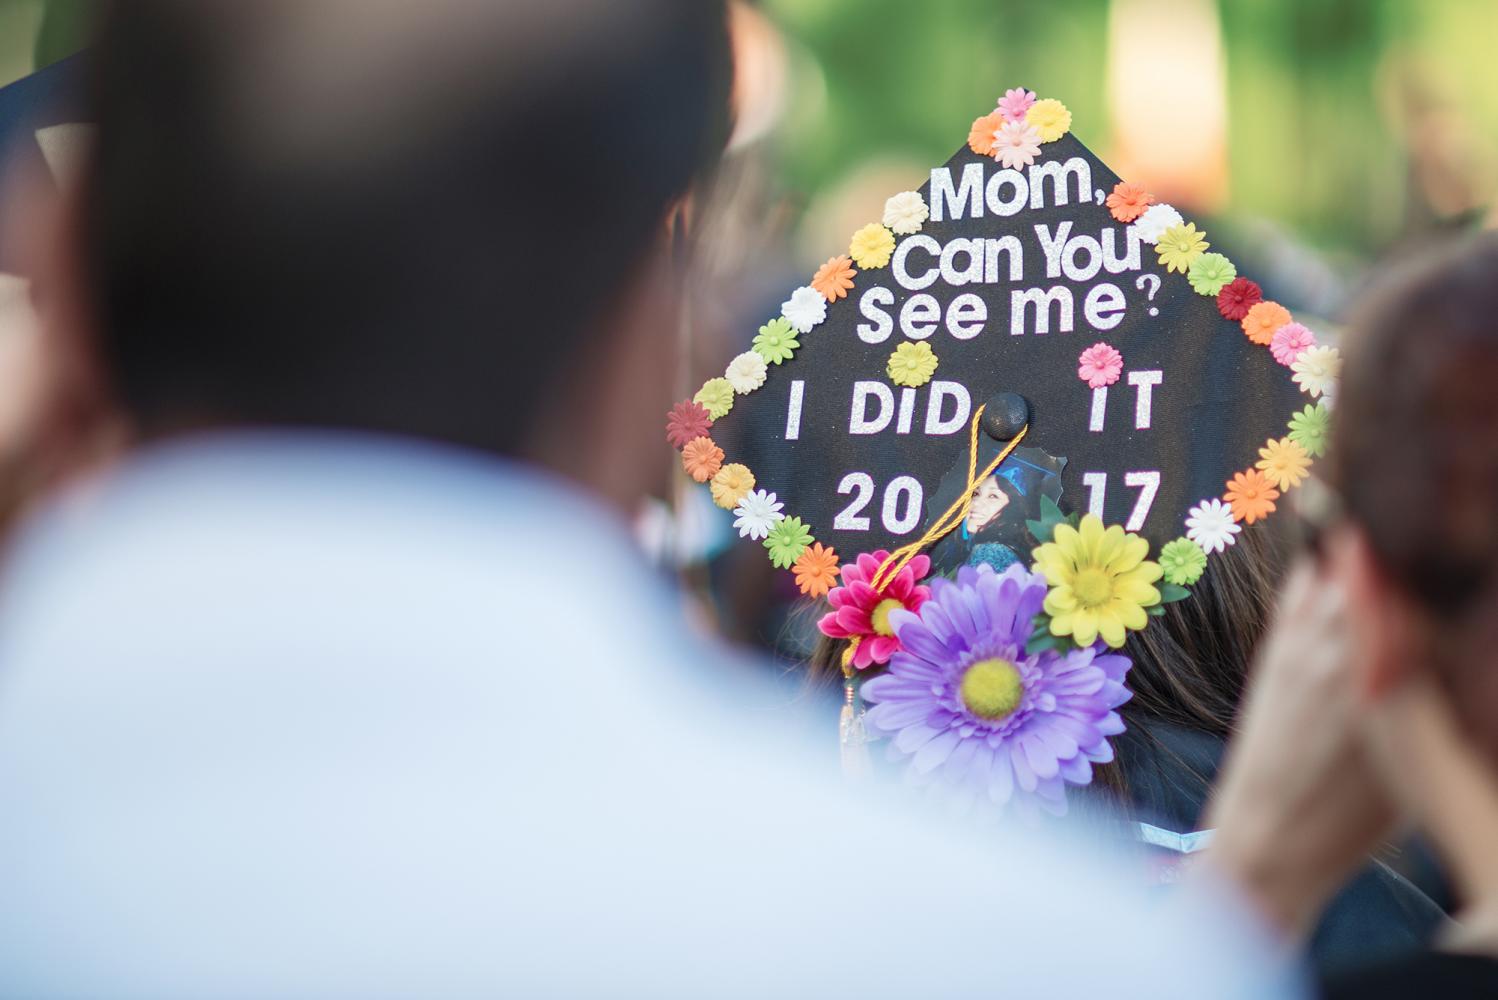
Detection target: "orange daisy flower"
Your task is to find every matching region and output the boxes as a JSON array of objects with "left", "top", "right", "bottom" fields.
[
  {"left": 1224, "top": 469, "right": 1279, "bottom": 524},
  {"left": 792, "top": 542, "right": 840, "bottom": 598},
  {"left": 1241, "top": 301, "right": 1292, "bottom": 346},
  {"left": 966, "top": 112, "right": 1005, "bottom": 157},
  {"left": 1105, "top": 182, "right": 1154, "bottom": 223},
  {"left": 681, "top": 436, "right": 724, "bottom": 483},
  {"left": 811, "top": 255, "right": 857, "bottom": 302}
]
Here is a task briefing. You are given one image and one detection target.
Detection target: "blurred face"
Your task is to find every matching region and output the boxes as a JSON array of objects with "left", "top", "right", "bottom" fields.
[{"left": 966, "top": 476, "right": 1007, "bottom": 534}]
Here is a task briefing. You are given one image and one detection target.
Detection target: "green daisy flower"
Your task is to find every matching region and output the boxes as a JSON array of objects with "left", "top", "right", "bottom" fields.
[
  {"left": 693, "top": 377, "right": 735, "bottom": 420},
  {"left": 752, "top": 317, "right": 800, "bottom": 365},
  {"left": 1158, "top": 537, "right": 1207, "bottom": 587},
  {"left": 764, "top": 516, "right": 813, "bottom": 569},
  {"left": 1288, "top": 402, "right": 1330, "bottom": 458},
  {"left": 1187, "top": 252, "right": 1237, "bottom": 296}
]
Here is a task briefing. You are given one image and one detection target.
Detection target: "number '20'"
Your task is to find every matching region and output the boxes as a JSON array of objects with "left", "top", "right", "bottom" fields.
[{"left": 834, "top": 473, "right": 924, "bottom": 535}]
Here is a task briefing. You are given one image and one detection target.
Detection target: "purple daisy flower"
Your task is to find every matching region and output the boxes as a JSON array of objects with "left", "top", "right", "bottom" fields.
[{"left": 861, "top": 563, "right": 1131, "bottom": 817}]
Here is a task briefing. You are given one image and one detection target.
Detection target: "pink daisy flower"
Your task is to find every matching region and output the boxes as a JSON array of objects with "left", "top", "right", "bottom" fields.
[
  {"left": 1269, "top": 322, "right": 1317, "bottom": 367},
  {"left": 996, "top": 87, "right": 1036, "bottom": 122},
  {"left": 991, "top": 120, "right": 1042, "bottom": 169},
  {"left": 1077, "top": 342, "right": 1124, "bottom": 389},
  {"left": 817, "top": 551, "right": 932, "bottom": 671}
]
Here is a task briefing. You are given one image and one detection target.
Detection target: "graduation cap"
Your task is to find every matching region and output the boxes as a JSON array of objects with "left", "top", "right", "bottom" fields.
[{"left": 665, "top": 88, "right": 1337, "bottom": 806}]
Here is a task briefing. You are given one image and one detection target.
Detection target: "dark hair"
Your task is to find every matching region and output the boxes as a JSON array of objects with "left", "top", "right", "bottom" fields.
[
  {"left": 80, "top": 0, "right": 732, "bottom": 454},
  {"left": 807, "top": 525, "right": 1286, "bottom": 806},
  {"left": 1333, "top": 234, "right": 1498, "bottom": 619}
]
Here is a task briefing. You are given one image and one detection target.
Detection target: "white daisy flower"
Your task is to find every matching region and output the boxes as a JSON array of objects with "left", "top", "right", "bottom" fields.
[
  {"left": 781, "top": 286, "right": 828, "bottom": 333},
  {"left": 1291, "top": 345, "right": 1341, "bottom": 399},
  {"left": 1129, "top": 203, "right": 1184, "bottom": 245},
  {"left": 882, "top": 190, "right": 929, "bottom": 235},
  {"left": 724, "top": 351, "right": 768, "bottom": 394},
  {"left": 1185, "top": 498, "right": 1241, "bottom": 555},
  {"left": 733, "top": 489, "right": 785, "bottom": 540}
]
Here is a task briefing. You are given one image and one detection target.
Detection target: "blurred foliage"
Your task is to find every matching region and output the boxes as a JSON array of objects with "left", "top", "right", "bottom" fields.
[{"left": 765, "top": 0, "right": 1498, "bottom": 256}]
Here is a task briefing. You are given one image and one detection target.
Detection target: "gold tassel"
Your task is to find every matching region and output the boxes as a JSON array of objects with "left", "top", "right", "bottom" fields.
[{"left": 838, "top": 652, "right": 871, "bottom": 778}]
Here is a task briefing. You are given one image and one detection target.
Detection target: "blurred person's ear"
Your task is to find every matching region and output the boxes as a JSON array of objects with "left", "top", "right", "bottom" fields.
[
  {"left": 3, "top": 149, "right": 125, "bottom": 502},
  {"left": 1328, "top": 524, "right": 1421, "bottom": 702}
]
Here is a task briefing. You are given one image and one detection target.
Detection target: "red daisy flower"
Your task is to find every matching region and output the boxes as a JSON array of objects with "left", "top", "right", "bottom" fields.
[
  {"left": 1216, "top": 277, "right": 1263, "bottom": 322},
  {"left": 817, "top": 550, "right": 932, "bottom": 670},
  {"left": 665, "top": 400, "right": 713, "bottom": 450}
]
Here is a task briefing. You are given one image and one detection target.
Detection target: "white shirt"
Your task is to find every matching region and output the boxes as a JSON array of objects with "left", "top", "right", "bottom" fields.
[{"left": 0, "top": 433, "right": 1297, "bottom": 998}]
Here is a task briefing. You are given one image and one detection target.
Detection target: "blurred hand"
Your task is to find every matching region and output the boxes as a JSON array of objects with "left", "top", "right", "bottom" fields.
[{"left": 1203, "top": 558, "right": 1397, "bottom": 938}]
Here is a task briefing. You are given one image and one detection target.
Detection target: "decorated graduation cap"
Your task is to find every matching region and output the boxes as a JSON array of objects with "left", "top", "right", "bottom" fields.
[{"left": 666, "top": 88, "right": 1338, "bottom": 814}]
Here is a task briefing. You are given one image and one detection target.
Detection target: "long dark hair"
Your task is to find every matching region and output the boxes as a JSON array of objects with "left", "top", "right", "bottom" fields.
[{"left": 807, "top": 523, "right": 1288, "bottom": 805}]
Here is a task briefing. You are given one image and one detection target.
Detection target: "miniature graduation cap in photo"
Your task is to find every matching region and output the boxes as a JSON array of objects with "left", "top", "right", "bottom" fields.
[{"left": 665, "top": 87, "right": 1338, "bottom": 814}]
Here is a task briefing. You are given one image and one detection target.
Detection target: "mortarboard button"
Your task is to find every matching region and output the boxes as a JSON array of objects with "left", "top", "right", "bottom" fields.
[{"left": 981, "top": 392, "right": 1029, "bottom": 442}]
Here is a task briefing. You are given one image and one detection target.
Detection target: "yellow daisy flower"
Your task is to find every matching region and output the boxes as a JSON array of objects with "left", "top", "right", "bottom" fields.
[
  {"left": 710, "top": 463, "right": 755, "bottom": 510},
  {"left": 849, "top": 223, "right": 896, "bottom": 269},
  {"left": 886, "top": 341, "right": 938, "bottom": 387},
  {"left": 1255, "top": 437, "right": 1311, "bottom": 492},
  {"left": 693, "top": 377, "right": 735, "bottom": 420},
  {"left": 1024, "top": 98, "right": 1072, "bottom": 142},
  {"left": 1031, "top": 514, "right": 1163, "bottom": 649},
  {"left": 1155, "top": 222, "right": 1209, "bottom": 274}
]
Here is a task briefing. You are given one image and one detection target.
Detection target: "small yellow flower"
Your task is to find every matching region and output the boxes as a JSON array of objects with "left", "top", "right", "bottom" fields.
[
  {"left": 1024, "top": 98, "right": 1072, "bottom": 142},
  {"left": 886, "top": 341, "right": 938, "bottom": 387},
  {"left": 849, "top": 223, "right": 896, "bottom": 269},
  {"left": 1155, "top": 222, "right": 1209, "bottom": 274},
  {"left": 693, "top": 377, "right": 735, "bottom": 420},
  {"left": 1031, "top": 514, "right": 1163, "bottom": 649},
  {"left": 1255, "top": 437, "right": 1312, "bottom": 492},
  {"left": 710, "top": 463, "right": 755, "bottom": 509}
]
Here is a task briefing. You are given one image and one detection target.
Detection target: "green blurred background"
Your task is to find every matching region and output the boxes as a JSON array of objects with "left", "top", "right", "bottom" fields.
[{"left": 5, "top": 0, "right": 1495, "bottom": 261}]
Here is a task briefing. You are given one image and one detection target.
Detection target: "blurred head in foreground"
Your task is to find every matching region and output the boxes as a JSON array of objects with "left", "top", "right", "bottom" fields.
[
  {"left": 1331, "top": 233, "right": 1498, "bottom": 827},
  {"left": 63, "top": 0, "right": 730, "bottom": 505}
]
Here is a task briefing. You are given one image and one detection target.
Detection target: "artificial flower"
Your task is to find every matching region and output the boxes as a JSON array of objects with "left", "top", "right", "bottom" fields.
[
  {"left": 1187, "top": 252, "right": 1237, "bottom": 296},
  {"left": 817, "top": 550, "right": 932, "bottom": 670},
  {"left": 732, "top": 488, "right": 785, "bottom": 540},
  {"left": 792, "top": 542, "right": 840, "bottom": 598},
  {"left": 1256, "top": 437, "right": 1312, "bottom": 492},
  {"left": 781, "top": 285, "right": 828, "bottom": 334},
  {"left": 886, "top": 340, "right": 938, "bottom": 387},
  {"left": 680, "top": 436, "right": 723, "bottom": 483},
  {"left": 1158, "top": 538, "right": 1208, "bottom": 587},
  {"left": 709, "top": 463, "right": 755, "bottom": 509},
  {"left": 1291, "top": 345, "right": 1341, "bottom": 399},
  {"left": 664, "top": 399, "right": 712, "bottom": 450},
  {"left": 882, "top": 191, "right": 929, "bottom": 236},
  {"left": 849, "top": 223, "right": 896, "bottom": 270},
  {"left": 764, "top": 516, "right": 813, "bottom": 569},
  {"left": 724, "top": 350, "right": 768, "bottom": 394},
  {"left": 1241, "top": 300, "right": 1291, "bottom": 346},
  {"left": 1216, "top": 277, "right": 1262, "bottom": 321},
  {"left": 752, "top": 317, "right": 799, "bottom": 365},
  {"left": 1129, "top": 203, "right": 1184, "bottom": 245},
  {"left": 1025, "top": 98, "right": 1072, "bottom": 142},
  {"left": 996, "top": 87, "right": 1036, "bottom": 122},
  {"left": 967, "top": 111, "right": 1006, "bottom": 157},
  {"left": 1288, "top": 402, "right": 1330, "bottom": 458},
  {"left": 1224, "top": 469, "right": 1279, "bottom": 525},
  {"left": 1031, "top": 514, "right": 1163, "bottom": 649},
  {"left": 1269, "top": 322, "right": 1316, "bottom": 367},
  {"left": 1155, "top": 222, "right": 1210, "bottom": 274},
  {"left": 693, "top": 377, "right": 735, "bottom": 420},
  {"left": 1185, "top": 498, "right": 1241, "bottom": 555},
  {"left": 1105, "top": 182, "right": 1154, "bottom": 223},
  {"left": 1077, "top": 342, "right": 1123, "bottom": 388},
  {"left": 991, "top": 120, "right": 1042, "bottom": 169},
  {"left": 811, "top": 255, "right": 857, "bottom": 301},
  {"left": 862, "top": 564, "right": 1132, "bottom": 817}
]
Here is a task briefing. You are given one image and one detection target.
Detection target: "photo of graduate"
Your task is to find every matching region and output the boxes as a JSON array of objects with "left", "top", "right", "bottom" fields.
[{"left": 926, "top": 445, "right": 1066, "bottom": 577}]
